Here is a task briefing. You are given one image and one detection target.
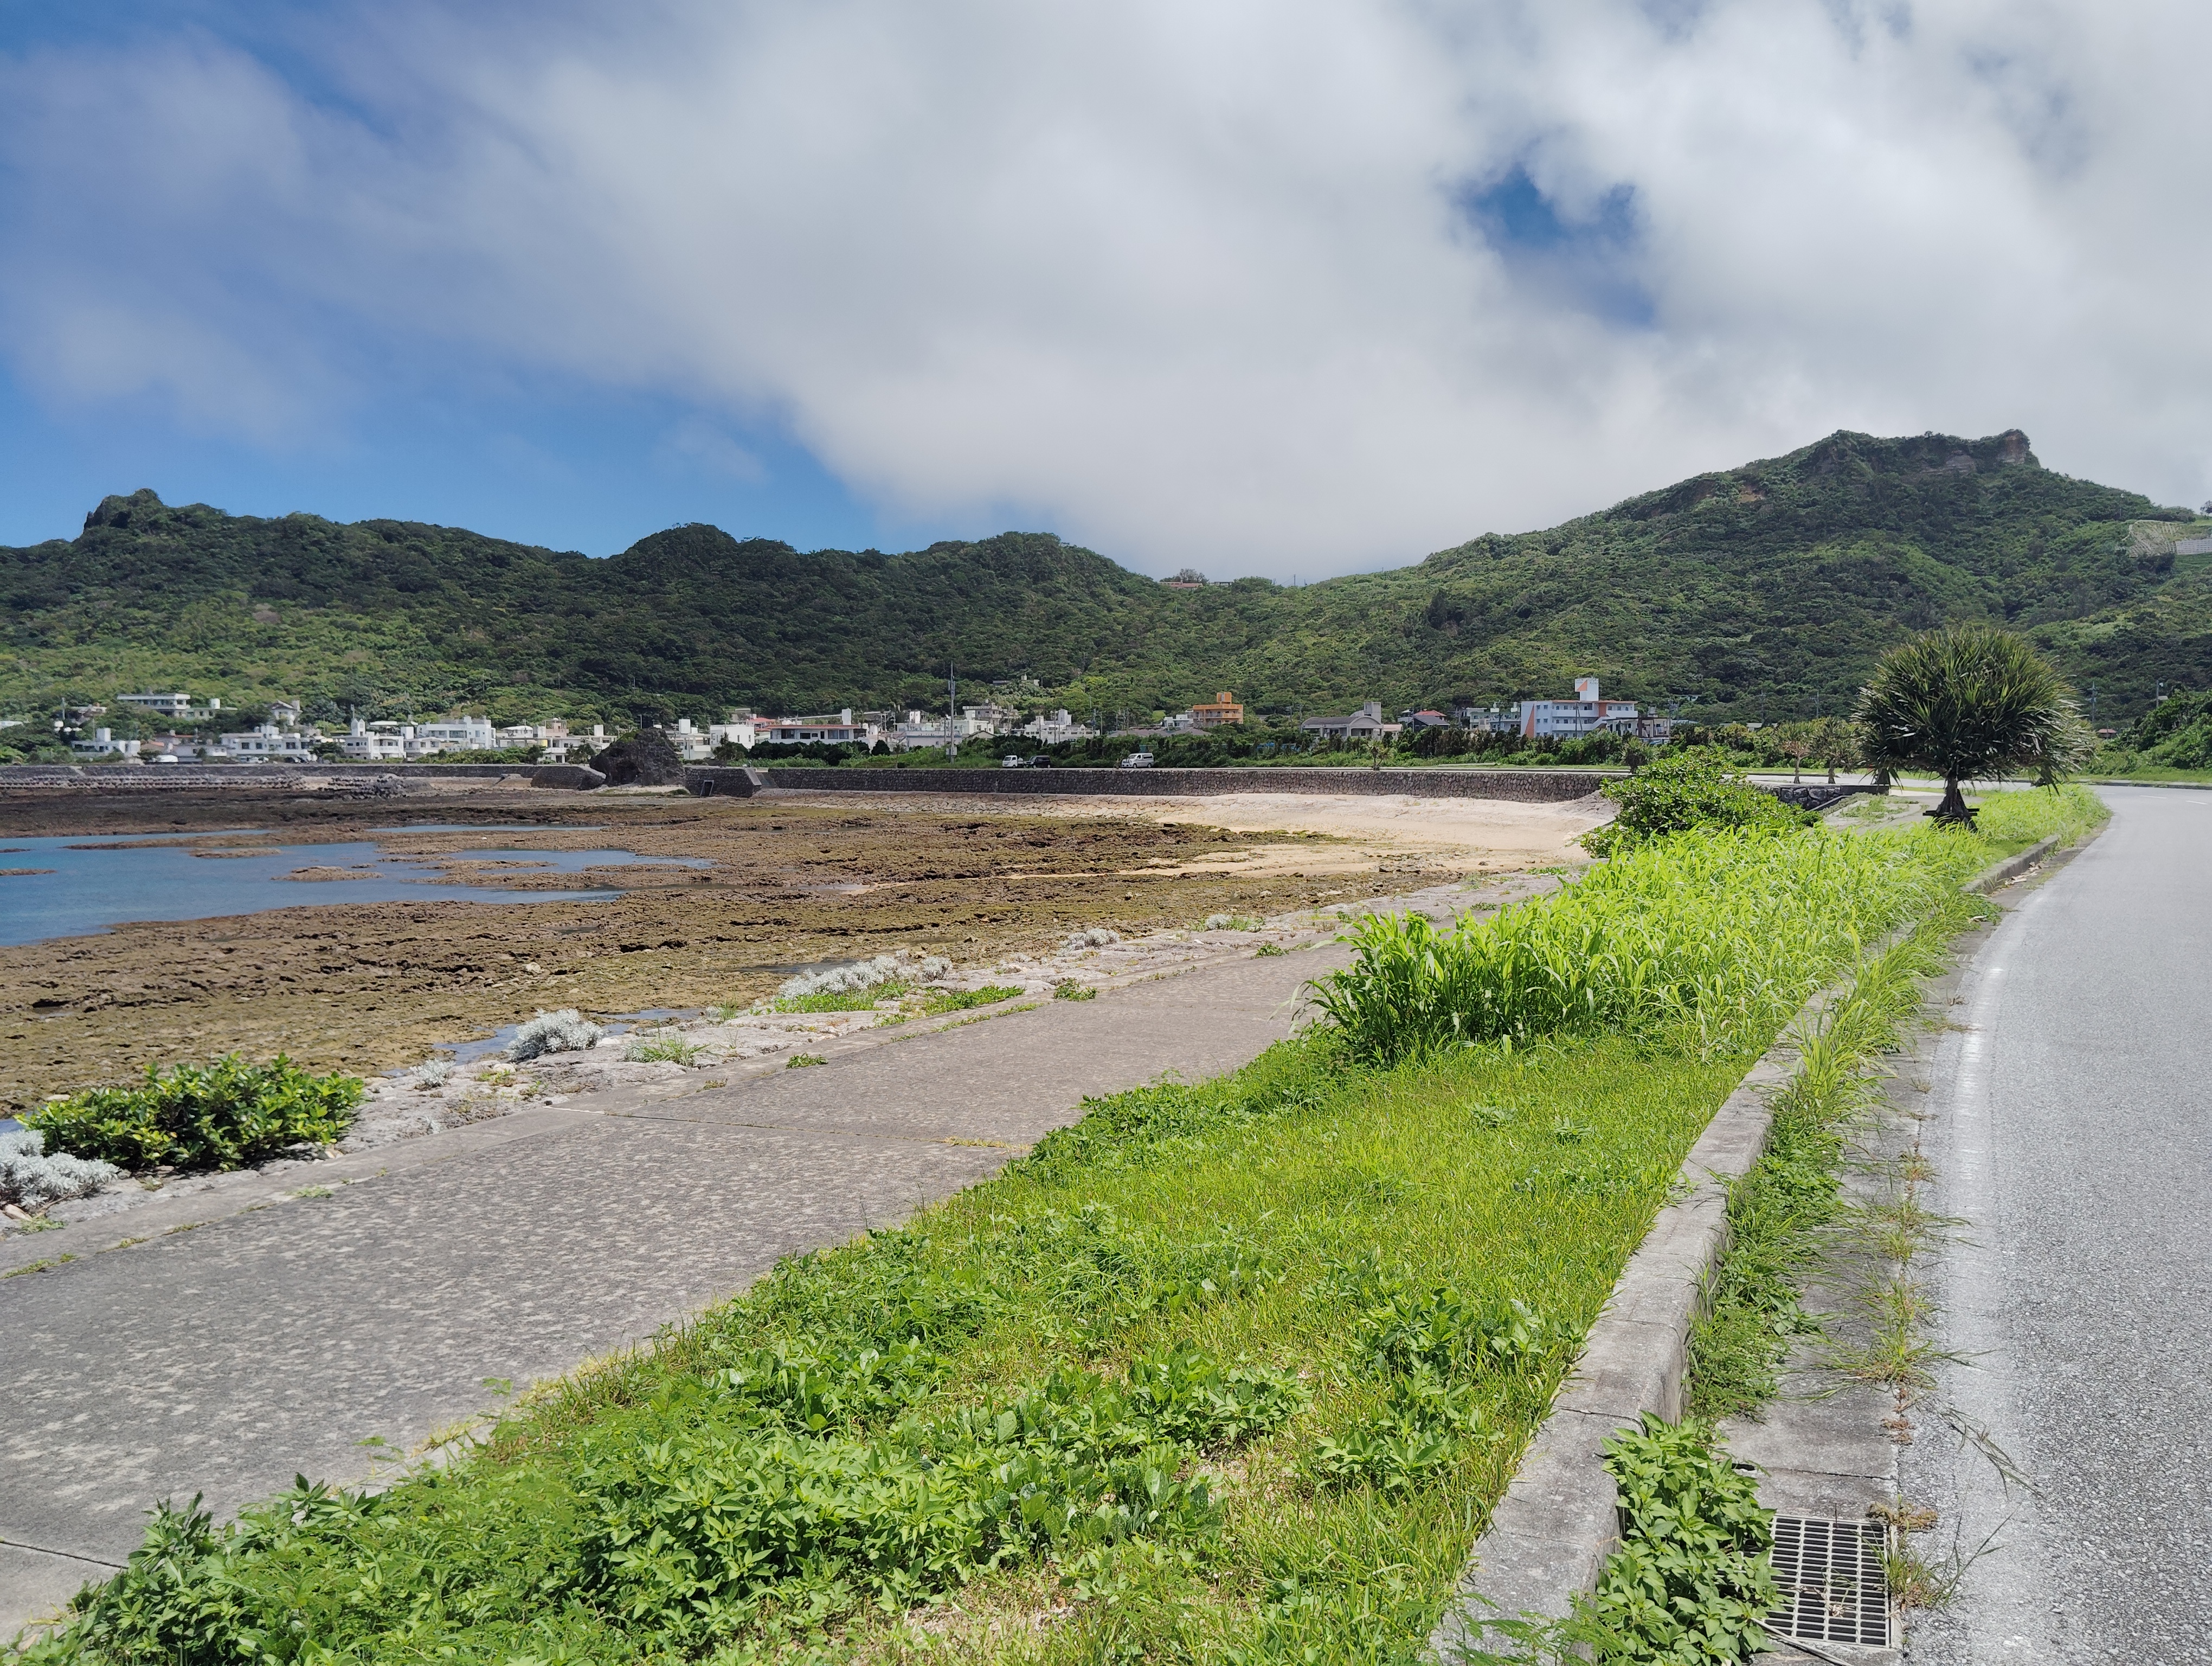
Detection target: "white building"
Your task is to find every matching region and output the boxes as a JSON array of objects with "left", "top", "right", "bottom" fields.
[
  {"left": 1018, "top": 709, "right": 1094, "bottom": 745},
  {"left": 404, "top": 715, "right": 497, "bottom": 757},
  {"left": 891, "top": 707, "right": 999, "bottom": 751},
  {"left": 541, "top": 725, "right": 606, "bottom": 762},
  {"left": 1513, "top": 677, "right": 1639, "bottom": 740},
  {"left": 1453, "top": 704, "right": 1517, "bottom": 734},
  {"left": 69, "top": 726, "right": 141, "bottom": 759},
  {"left": 338, "top": 717, "right": 406, "bottom": 760},
  {"left": 1300, "top": 700, "right": 1401, "bottom": 743},
  {"left": 668, "top": 717, "right": 715, "bottom": 761},
  {"left": 119, "top": 693, "right": 197, "bottom": 719},
  {"left": 489, "top": 719, "right": 574, "bottom": 748},
  {"left": 217, "top": 722, "right": 319, "bottom": 761},
  {"left": 708, "top": 715, "right": 757, "bottom": 752},
  {"left": 758, "top": 709, "right": 880, "bottom": 746}
]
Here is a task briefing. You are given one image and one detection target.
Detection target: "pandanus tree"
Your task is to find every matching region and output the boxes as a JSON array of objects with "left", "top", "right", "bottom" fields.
[{"left": 1856, "top": 624, "right": 2089, "bottom": 823}]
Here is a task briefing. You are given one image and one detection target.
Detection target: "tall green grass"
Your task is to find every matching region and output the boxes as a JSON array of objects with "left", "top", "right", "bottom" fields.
[{"left": 1310, "top": 826, "right": 1985, "bottom": 1066}]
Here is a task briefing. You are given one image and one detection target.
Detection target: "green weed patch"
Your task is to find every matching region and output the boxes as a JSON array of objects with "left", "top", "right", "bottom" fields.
[
  {"left": 26, "top": 1055, "right": 362, "bottom": 1173},
  {"left": 918, "top": 984, "right": 1025, "bottom": 1016}
]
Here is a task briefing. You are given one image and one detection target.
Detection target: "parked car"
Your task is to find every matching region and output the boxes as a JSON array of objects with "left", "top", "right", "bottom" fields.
[
  {"left": 1118, "top": 752, "right": 1156, "bottom": 768},
  {"left": 1001, "top": 754, "right": 1028, "bottom": 768},
  {"left": 1030, "top": 755, "right": 1054, "bottom": 769}
]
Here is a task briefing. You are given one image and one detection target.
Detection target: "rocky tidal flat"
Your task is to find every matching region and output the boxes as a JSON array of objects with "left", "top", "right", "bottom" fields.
[{"left": 0, "top": 784, "right": 1491, "bottom": 1113}]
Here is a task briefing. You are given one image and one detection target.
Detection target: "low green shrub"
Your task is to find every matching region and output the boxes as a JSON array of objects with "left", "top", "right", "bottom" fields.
[
  {"left": 27, "top": 1056, "right": 362, "bottom": 1172},
  {"left": 1580, "top": 751, "right": 1811, "bottom": 857}
]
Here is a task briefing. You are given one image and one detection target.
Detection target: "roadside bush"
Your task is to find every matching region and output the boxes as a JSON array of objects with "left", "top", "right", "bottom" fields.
[
  {"left": 26, "top": 1056, "right": 363, "bottom": 1172},
  {"left": 1580, "top": 751, "right": 1810, "bottom": 857},
  {"left": 0, "top": 1127, "right": 121, "bottom": 1208}
]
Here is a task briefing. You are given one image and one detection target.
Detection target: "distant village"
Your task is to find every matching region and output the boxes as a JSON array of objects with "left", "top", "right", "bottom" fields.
[{"left": 13, "top": 676, "right": 1674, "bottom": 765}]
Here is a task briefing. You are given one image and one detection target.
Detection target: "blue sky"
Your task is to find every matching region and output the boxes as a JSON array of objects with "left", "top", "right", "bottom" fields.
[
  {"left": 0, "top": 354, "right": 967, "bottom": 558},
  {"left": 0, "top": 1, "right": 2203, "bottom": 572},
  {"left": 0, "top": 1, "right": 968, "bottom": 556}
]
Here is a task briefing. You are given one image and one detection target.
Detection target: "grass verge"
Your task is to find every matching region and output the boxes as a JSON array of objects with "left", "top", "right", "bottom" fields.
[
  {"left": 25, "top": 1037, "right": 1744, "bottom": 1665},
  {"left": 1686, "top": 784, "right": 2105, "bottom": 1423}
]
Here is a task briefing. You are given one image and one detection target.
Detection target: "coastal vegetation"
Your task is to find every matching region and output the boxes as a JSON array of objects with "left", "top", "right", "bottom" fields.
[
  {"left": 5, "top": 429, "right": 2207, "bottom": 742},
  {"left": 25, "top": 1055, "right": 362, "bottom": 1172},
  {"left": 20, "top": 778, "right": 2100, "bottom": 1664}
]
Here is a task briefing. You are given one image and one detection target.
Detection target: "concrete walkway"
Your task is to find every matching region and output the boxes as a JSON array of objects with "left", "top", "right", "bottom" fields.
[
  {"left": 0, "top": 881, "right": 1491, "bottom": 1630},
  {"left": 1901, "top": 787, "right": 2212, "bottom": 1663}
]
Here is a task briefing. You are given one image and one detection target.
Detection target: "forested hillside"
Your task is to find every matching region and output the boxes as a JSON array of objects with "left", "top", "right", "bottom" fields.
[{"left": 4, "top": 427, "right": 2206, "bottom": 731}]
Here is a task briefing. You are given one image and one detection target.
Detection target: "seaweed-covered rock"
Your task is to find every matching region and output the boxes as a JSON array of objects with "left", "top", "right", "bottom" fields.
[{"left": 591, "top": 727, "right": 685, "bottom": 786}]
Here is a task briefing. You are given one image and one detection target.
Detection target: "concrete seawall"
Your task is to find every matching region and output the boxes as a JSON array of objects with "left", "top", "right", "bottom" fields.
[
  {"left": 0, "top": 762, "right": 606, "bottom": 792},
  {"left": 686, "top": 764, "right": 1620, "bottom": 802}
]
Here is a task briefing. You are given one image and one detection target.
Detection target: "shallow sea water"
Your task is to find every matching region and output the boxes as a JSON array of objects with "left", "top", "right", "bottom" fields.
[{"left": 0, "top": 833, "right": 702, "bottom": 947}]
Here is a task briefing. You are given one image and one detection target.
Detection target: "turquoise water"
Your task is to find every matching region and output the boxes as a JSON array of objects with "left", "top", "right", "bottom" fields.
[{"left": 0, "top": 834, "right": 702, "bottom": 947}]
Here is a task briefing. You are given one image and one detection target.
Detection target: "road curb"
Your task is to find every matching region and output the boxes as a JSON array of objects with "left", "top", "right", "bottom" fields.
[{"left": 1428, "top": 832, "right": 2063, "bottom": 1661}]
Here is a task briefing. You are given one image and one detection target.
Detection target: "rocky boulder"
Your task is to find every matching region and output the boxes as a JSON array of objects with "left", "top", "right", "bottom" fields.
[{"left": 590, "top": 727, "right": 686, "bottom": 786}]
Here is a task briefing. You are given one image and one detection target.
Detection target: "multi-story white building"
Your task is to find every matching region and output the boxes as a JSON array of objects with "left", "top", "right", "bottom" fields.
[
  {"left": 119, "top": 693, "right": 197, "bottom": 719},
  {"left": 1512, "top": 678, "right": 1640, "bottom": 740},
  {"left": 758, "top": 709, "right": 881, "bottom": 746},
  {"left": 404, "top": 715, "right": 497, "bottom": 757},
  {"left": 337, "top": 717, "right": 406, "bottom": 760},
  {"left": 1452, "top": 704, "right": 1517, "bottom": 734},
  {"left": 1018, "top": 709, "right": 1095, "bottom": 745},
  {"left": 541, "top": 725, "right": 606, "bottom": 762},
  {"left": 69, "top": 726, "right": 141, "bottom": 759},
  {"left": 217, "top": 722, "right": 319, "bottom": 761},
  {"left": 891, "top": 707, "right": 999, "bottom": 751}
]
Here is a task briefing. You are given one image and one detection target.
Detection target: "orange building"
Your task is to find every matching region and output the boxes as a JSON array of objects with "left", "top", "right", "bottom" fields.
[{"left": 1191, "top": 691, "right": 1245, "bottom": 728}]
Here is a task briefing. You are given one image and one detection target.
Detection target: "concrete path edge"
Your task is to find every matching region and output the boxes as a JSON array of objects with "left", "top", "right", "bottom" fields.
[{"left": 1426, "top": 834, "right": 2060, "bottom": 1661}]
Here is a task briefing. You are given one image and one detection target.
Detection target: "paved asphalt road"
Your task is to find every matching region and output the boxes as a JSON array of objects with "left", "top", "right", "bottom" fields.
[
  {"left": 1903, "top": 786, "right": 2212, "bottom": 1663},
  {"left": 1, "top": 912, "right": 1405, "bottom": 1632}
]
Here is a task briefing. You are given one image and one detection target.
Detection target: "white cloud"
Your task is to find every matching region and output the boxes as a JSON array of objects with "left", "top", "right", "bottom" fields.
[{"left": 1, "top": 0, "right": 2208, "bottom": 573}]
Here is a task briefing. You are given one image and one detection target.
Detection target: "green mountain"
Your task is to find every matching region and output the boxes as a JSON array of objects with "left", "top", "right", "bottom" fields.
[{"left": 4, "top": 427, "right": 2207, "bottom": 733}]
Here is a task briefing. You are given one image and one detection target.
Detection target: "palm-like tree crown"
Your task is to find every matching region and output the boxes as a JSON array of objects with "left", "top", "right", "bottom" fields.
[{"left": 1855, "top": 625, "right": 2083, "bottom": 819}]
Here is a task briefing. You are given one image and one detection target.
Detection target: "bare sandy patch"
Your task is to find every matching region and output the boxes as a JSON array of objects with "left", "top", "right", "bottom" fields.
[
  {"left": 1045, "top": 789, "right": 1611, "bottom": 873},
  {"left": 766, "top": 784, "right": 1611, "bottom": 877}
]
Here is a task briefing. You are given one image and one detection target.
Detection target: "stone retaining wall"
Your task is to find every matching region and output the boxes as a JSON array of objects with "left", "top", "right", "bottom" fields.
[
  {"left": 0, "top": 762, "right": 605, "bottom": 791},
  {"left": 685, "top": 764, "right": 1617, "bottom": 802}
]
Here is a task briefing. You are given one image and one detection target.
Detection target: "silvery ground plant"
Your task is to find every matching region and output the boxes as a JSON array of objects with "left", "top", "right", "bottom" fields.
[
  {"left": 778, "top": 951, "right": 951, "bottom": 1002},
  {"left": 1, "top": 1127, "right": 122, "bottom": 1210},
  {"left": 1065, "top": 927, "right": 1121, "bottom": 949},
  {"left": 506, "top": 1009, "right": 607, "bottom": 1062}
]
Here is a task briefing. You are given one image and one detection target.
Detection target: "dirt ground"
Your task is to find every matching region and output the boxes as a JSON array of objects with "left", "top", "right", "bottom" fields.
[{"left": 0, "top": 780, "right": 1607, "bottom": 1110}]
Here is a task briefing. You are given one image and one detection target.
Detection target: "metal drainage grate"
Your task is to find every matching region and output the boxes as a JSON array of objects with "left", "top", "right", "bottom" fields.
[{"left": 1767, "top": 1515, "right": 1892, "bottom": 1648}]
